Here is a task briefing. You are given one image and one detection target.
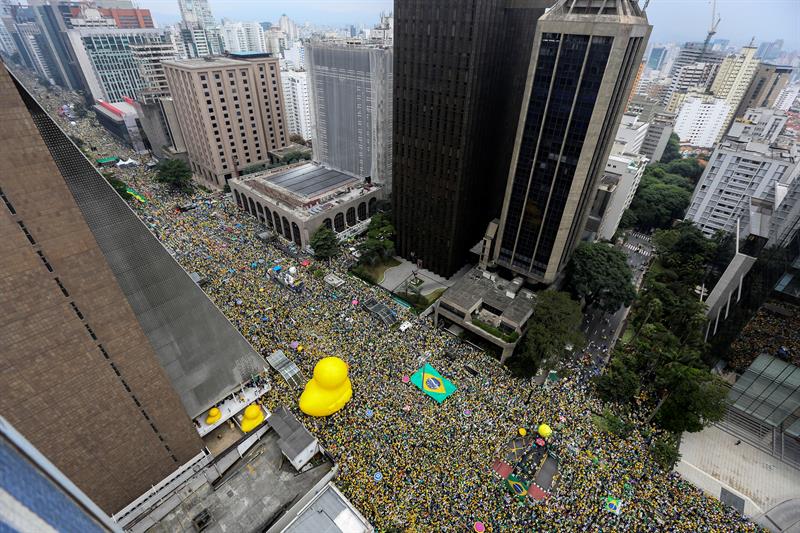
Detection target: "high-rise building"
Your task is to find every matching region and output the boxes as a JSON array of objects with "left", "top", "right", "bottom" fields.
[
  {"left": 178, "top": 26, "right": 223, "bottom": 58},
  {"left": 65, "top": 4, "right": 154, "bottom": 29},
  {"left": 307, "top": 41, "right": 392, "bottom": 188},
  {"left": 393, "top": 0, "right": 555, "bottom": 277},
  {"left": 668, "top": 41, "right": 725, "bottom": 79},
  {"left": 775, "top": 83, "right": 800, "bottom": 112},
  {"left": 640, "top": 111, "right": 675, "bottom": 164},
  {"left": 494, "top": 0, "right": 650, "bottom": 284},
  {"left": 687, "top": 138, "right": 799, "bottom": 238},
  {"left": 663, "top": 61, "right": 719, "bottom": 105},
  {"left": 646, "top": 45, "right": 667, "bottom": 71},
  {"left": 278, "top": 14, "right": 298, "bottom": 42},
  {"left": 221, "top": 21, "right": 266, "bottom": 53},
  {"left": 710, "top": 46, "right": 760, "bottom": 137},
  {"left": 163, "top": 54, "right": 288, "bottom": 188},
  {"left": 0, "top": 64, "right": 265, "bottom": 513},
  {"left": 281, "top": 69, "right": 312, "bottom": 141},
  {"left": 756, "top": 39, "right": 783, "bottom": 61},
  {"left": 129, "top": 40, "right": 178, "bottom": 103},
  {"left": 588, "top": 146, "right": 648, "bottom": 242},
  {"left": 735, "top": 63, "right": 794, "bottom": 118},
  {"left": 20, "top": 2, "right": 84, "bottom": 90},
  {"left": 178, "top": 0, "right": 215, "bottom": 29},
  {"left": 67, "top": 28, "right": 175, "bottom": 102},
  {"left": 728, "top": 107, "right": 788, "bottom": 145},
  {"left": 673, "top": 91, "right": 731, "bottom": 148}
]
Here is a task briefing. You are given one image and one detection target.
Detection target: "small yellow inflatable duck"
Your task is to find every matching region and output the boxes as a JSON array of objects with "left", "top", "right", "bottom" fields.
[
  {"left": 205, "top": 407, "right": 222, "bottom": 425},
  {"left": 299, "top": 357, "right": 353, "bottom": 417},
  {"left": 240, "top": 404, "right": 264, "bottom": 432}
]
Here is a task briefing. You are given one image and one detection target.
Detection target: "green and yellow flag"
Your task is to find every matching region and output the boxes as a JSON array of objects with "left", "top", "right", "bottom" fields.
[
  {"left": 126, "top": 187, "right": 147, "bottom": 203},
  {"left": 507, "top": 475, "right": 529, "bottom": 499},
  {"left": 410, "top": 364, "right": 457, "bottom": 404}
]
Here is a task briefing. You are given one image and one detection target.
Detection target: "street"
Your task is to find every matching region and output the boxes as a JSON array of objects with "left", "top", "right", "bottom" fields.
[{"left": 580, "top": 231, "right": 654, "bottom": 369}]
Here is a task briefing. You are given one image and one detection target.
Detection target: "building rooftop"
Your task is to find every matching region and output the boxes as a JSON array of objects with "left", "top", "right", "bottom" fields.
[
  {"left": 150, "top": 430, "right": 335, "bottom": 532},
  {"left": 283, "top": 483, "right": 373, "bottom": 533},
  {"left": 263, "top": 163, "right": 359, "bottom": 199},
  {"left": 440, "top": 268, "right": 535, "bottom": 328},
  {"left": 162, "top": 56, "right": 260, "bottom": 70}
]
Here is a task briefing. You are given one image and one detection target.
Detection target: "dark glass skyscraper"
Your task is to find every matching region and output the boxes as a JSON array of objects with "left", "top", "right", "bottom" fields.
[
  {"left": 495, "top": 0, "right": 651, "bottom": 283},
  {"left": 392, "top": 0, "right": 554, "bottom": 277}
]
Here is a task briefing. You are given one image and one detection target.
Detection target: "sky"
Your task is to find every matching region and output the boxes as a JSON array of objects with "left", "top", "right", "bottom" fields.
[{"left": 137, "top": 0, "right": 800, "bottom": 50}]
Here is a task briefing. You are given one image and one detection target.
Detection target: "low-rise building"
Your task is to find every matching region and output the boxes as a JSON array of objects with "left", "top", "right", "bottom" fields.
[
  {"left": 434, "top": 267, "right": 536, "bottom": 362},
  {"left": 230, "top": 161, "right": 382, "bottom": 248},
  {"left": 587, "top": 147, "right": 648, "bottom": 241},
  {"left": 93, "top": 98, "right": 148, "bottom": 153}
]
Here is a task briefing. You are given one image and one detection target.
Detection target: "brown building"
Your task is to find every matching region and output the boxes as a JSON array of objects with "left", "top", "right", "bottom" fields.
[
  {"left": 735, "top": 63, "right": 794, "bottom": 119},
  {"left": 0, "top": 63, "right": 265, "bottom": 513},
  {"left": 68, "top": 6, "right": 155, "bottom": 28},
  {"left": 163, "top": 53, "right": 288, "bottom": 189}
]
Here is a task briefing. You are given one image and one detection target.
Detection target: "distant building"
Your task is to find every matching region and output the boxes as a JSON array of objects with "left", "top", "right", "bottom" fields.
[
  {"left": 66, "top": 5, "right": 154, "bottom": 28},
  {"left": 282, "top": 69, "right": 312, "bottom": 141},
  {"left": 163, "top": 54, "right": 288, "bottom": 188},
  {"left": 728, "top": 107, "right": 788, "bottom": 145},
  {"left": 230, "top": 162, "right": 382, "bottom": 247},
  {"left": 674, "top": 91, "right": 732, "bottom": 148},
  {"left": 494, "top": 0, "right": 651, "bottom": 284},
  {"left": 646, "top": 45, "right": 667, "bottom": 71},
  {"left": 755, "top": 39, "right": 783, "bottom": 61},
  {"left": 775, "top": 83, "right": 800, "bottom": 112},
  {"left": 278, "top": 13, "right": 298, "bottom": 42},
  {"left": 668, "top": 41, "right": 725, "bottom": 79},
  {"left": 735, "top": 63, "right": 793, "bottom": 118},
  {"left": 67, "top": 28, "right": 174, "bottom": 102},
  {"left": 627, "top": 94, "right": 664, "bottom": 122},
  {"left": 221, "top": 20, "right": 266, "bottom": 53},
  {"left": 307, "top": 41, "right": 392, "bottom": 188},
  {"left": 640, "top": 111, "right": 675, "bottom": 164},
  {"left": 178, "top": 0, "right": 215, "bottom": 29},
  {"left": 686, "top": 138, "right": 799, "bottom": 238},
  {"left": 710, "top": 46, "right": 760, "bottom": 138},
  {"left": 663, "top": 61, "right": 719, "bottom": 105}
]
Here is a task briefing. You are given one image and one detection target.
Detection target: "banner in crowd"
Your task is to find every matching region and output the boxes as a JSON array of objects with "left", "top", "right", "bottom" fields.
[
  {"left": 605, "top": 496, "right": 623, "bottom": 515},
  {"left": 410, "top": 363, "right": 457, "bottom": 404},
  {"left": 507, "top": 475, "right": 529, "bottom": 499}
]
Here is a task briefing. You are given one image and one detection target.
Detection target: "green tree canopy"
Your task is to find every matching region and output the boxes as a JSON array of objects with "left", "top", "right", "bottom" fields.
[
  {"left": 627, "top": 174, "right": 691, "bottom": 230},
  {"left": 566, "top": 242, "right": 636, "bottom": 312},
  {"left": 156, "top": 158, "right": 193, "bottom": 192},
  {"left": 660, "top": 132, "right": 681, "bottom": 163},
  {"left": 310, "top": 226, "right": 340, "bottom": 260},
  {"left": 517, "top": 291, "right": 585, "bottom": 376},
  {"left": 358, "top": 213, "right": 395, "bottom": 265},
  {"left": 660, "top": 158, "right": 704, "bottom": 181}
]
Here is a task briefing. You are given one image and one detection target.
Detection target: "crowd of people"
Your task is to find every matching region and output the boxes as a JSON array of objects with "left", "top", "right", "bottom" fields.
[
  {"left": 729, "top": 302, "right": 800, "bottom": 371},
  {"left": 23, "top": 73, "right": 763, "bottom": 532}
]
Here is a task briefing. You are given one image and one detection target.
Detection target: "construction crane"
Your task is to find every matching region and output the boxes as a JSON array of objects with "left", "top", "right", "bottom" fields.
[{"left": 699, "top": 0, "right": 722, "bottom": 61}]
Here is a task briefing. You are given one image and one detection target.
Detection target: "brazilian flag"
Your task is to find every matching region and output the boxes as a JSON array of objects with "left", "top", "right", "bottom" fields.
[
  {"left": 507, "top": 475, "right": 529, "bottom": 499},
  {"left": 126, "top": 187, "right": 147, "bottom": 203},
  {"left": 410, "top": 364, "right": 457, "bottom": 404},
  {"left": 605, "top": 496, "right": 623, "bottom": 515}
]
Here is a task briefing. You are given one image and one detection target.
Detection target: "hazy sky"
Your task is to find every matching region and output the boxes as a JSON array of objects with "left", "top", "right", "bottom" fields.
[{"left": 138, "top": 0, "right": 800, "bottom": 50}]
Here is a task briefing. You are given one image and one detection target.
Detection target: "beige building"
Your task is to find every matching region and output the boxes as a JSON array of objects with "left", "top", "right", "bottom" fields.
[
  {"left": 710, "top": 46, "right": 759, "bottom": 139},
  {"left": 734, "top": 63, "right": 794, "bottom": 119},
  {"left": 163, "top": 53, "right": 288, "bottom": 189}
]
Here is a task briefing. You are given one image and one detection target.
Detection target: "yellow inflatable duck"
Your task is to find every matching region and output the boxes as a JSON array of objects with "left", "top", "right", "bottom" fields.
[
  {"left": 240, "top": 404, "right": 264, "bottom": 433},
  {"left": 299, "top": 357, "right": 353, "bottom": 417},
  {"left": 205, "top": 407, "right": 222, "bottom": 425}
]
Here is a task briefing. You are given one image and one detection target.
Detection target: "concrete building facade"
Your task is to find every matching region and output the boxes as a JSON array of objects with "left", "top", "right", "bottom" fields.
[
  {"left": 687, "top": 138, "right": 799, "bottom": 238},
  {"left": 775, "top": 83, "right": 800, "bottom": 112},
  {"left": 163, "top": 53, "right": 288, "bottom": 189},
  {"left": 67, "top": 28, "right": 174, "bottom": 102},
  {"left": 640, "top": 111, "right": 675, "bottom": 164},
  {"left": 735, "top": 63, "right": 793, "bottom": 118},
  {"left": 674, "top": 92, "right": 732, "bottom": 148},
  {"left": 711, "top": 46, "right": 760, "bottom": 137},
  {"left": 591, "top": 148, "right": 648, "bottom": 241},
  {"left": 495, "top": 0, "right": 651, "bottom": 284},
  {"left": 0, "top": 65, "right": 265, "bottom": 513},
  {"left": 307, "top": 41, "right": 392, "bottom": 189},
  {"left": 281, "top": 69, "right": 312, "bottom": 141}
]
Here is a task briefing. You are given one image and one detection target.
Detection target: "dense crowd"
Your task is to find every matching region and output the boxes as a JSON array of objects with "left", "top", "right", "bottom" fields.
[
  {"left": 22, "top": 73, "right": 762, "bottom": 532},
  {"left": 729, "top": 302, "right": 800, "bottom": 371}
]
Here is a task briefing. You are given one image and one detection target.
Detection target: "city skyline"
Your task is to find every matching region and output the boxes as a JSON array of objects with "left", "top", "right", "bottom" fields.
[{"left": 135, "top": 0, "right": 800, "bottom": 50}]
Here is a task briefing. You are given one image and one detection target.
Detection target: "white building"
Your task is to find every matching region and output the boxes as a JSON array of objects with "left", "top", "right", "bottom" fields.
[
  {"left": 591, "top": 145, "right": 648, "bottom": 241},
  {"left": 178, "top": 0, "right": 215, "bottom": 29},
  {"left": 221, "top": 21, "right": 265, "bottom": 53},
  {"left": 728, "top": 107, "right": 788, "bottom": 145},
  {"left": 282, "top": 41, "right": 304, "bottom": 69},
  {"left": 686, "top": 138, "right": 799, "bottom": 238},
  {"left": 614, "top": 113, "right": 648, "bottom": 154},
  {"left": 278, "top": 14, "right": 299, "bottom": 42},
  {"left": 674, "top": 91, "right": 732, "bottom": 148},
  {"left": 281, "top": 70, "right": 313, "bottom": 141},
  {"left": 775, "top": 83, "right": 800, "bottom": 111}
]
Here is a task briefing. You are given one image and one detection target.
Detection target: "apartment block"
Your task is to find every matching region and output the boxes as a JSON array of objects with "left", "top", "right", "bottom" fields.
[
  {"left": 640, "top": 111, "right": 675, "bottom": 164},
  {"left": 281, "top": 69, "right": 312, "bottom": 141},
  {"left": 735, "top": 63, "right": 793, "bottom": 118},
  {"left": 163, "top": 53, "right": 288, "bottom": 189},
  {"left": 674, "top": 91, "right": 732, "bottom": 148}
]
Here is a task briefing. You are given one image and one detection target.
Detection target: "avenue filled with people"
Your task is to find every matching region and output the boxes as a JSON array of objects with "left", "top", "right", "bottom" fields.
[{"left": 25, "top": 76, "right": 761, "bottom": 532}]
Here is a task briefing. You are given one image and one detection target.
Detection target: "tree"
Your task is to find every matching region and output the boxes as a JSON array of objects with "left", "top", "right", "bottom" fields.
[
  {"left": 156, "top": 158, "right": 193, "bottom": 192},
  {"left": 289, "top": 133, "right": 307, "bottom": 146},
  {"left": 595, "top": 350, "right": 642, "bottom": 402},
  {"left": 660, "top": 132, "right": 681, "bottom": 163},
  {"left": 566, "top": 242, "right": 636, "bottom": 312},
  {"left": 310, "top": 226, "right": 340, "bottom": 260},
  {"left": 651, "top": 435, "right": 681, "bottom": 470},
  {"left": 518, "top": 291, "right": 584, "bottom": 375},
  {"left": 652, "top": 360, "right": 728, "bottom": 433},
  {"left": 627, "top": 174, "right": 691, "bottom": 230},
  {"left": 358, "top": 213, "right": 395, "bottom": 265},
  {"left": 660, "top": 157, "right": 704, "bottom": 181}
]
